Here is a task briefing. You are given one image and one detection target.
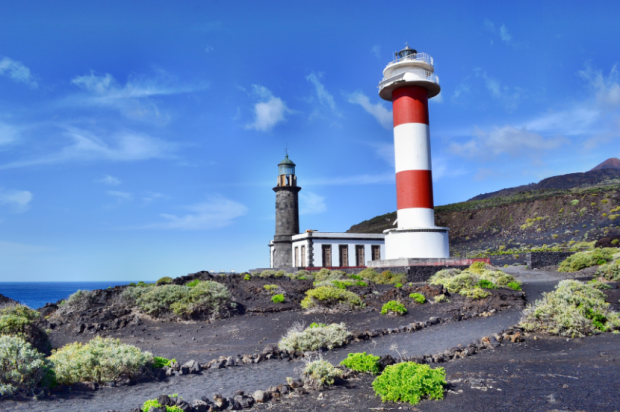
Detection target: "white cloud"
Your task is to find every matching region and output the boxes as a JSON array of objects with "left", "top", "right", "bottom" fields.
[
  {"left": 306, "top": 72, "right": 341, "bottom": 117},
  {"left": 300, "top": 191, "right": 327, "bottom": 215},
  {"left": 0, "top": 127, "right": 173, "bottom": 169},
  {"left": 450, "top": 126, "right": 568, "bottom": 158},
  {"left": 346, "top": 91, "right": 392, "bottom": 129},
  {"left": 475, "top": 69, "right": 523, "bottom": 112},
  {"left": 371, "top": 45, "right": 381, "bottom": 59},
  {"left": 95, "top": 175, "right": 121, "bottom": 186},
  {"left": 107, "top": 190, "right": 132, "bottom": 203},
  {"left": 204, "top": 45, "right": 214, "bottom": 53},
  {"left": 0, "top": 188, "right": 33, "bottom": 212},
  {"left": 0, "top": 57, "right": 38, "bottom": 88},
  {"left": 147, "top": 195, "right": 248, "bottom": 230},
  {"left": 578, "top": 63, "right": 620, "bottom": 109},
  {"left": 245, "top": 85, "right": 292, "bottom": 132},
  {"left": 499, "top": 24, "right": 512, "bottom": 42},
  {"left": 67, "top": 71, "right": 206, "bottom": 123},
  {"left": 142, "top": 192, "right": 166, "bottom": 205},
  {"left": 0, "top": 122, "right": 19, "bottom": 147}
]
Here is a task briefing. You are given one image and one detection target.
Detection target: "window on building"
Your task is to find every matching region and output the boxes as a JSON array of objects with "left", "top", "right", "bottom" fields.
[
  {"left": 301, "top": 245, "right": 306, "bottom": 267},
  {"left": 339, "top": 245, "right": 348, "bottom": 267},
  {"left": 322, "top": 244, "right": 332, "bottom": 267},
  {"left": 294, "top": 246, "right": 299, "bottom": 267},
  {"left": 355, "top": 245, "right": 365, "bottom": 266},
  {"left": 372, "top": 245, "right": 381, "bottom": 261}
]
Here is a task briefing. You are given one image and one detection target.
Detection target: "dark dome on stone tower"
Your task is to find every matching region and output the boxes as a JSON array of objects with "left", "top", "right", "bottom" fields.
[{"left": 278, "top": 154, "right": 296, "bottom": 176}]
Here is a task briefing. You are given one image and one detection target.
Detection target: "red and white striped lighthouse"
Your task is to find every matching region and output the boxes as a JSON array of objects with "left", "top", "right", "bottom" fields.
[{"left": 378, "top": 44, "right": 449, "bottom": 259}]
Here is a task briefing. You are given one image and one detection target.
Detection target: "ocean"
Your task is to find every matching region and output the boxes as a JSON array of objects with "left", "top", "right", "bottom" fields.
[{"left": 0, "top": 282, "right": 137, "bottom": 309}]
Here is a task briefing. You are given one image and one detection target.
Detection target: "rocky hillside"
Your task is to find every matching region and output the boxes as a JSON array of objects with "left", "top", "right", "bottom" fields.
[
  {"left": 591, "top": 157, "right": 620, "bottom": 171},
  {"left": 348, "top": 183, "right": 620, "bottom": 260}
]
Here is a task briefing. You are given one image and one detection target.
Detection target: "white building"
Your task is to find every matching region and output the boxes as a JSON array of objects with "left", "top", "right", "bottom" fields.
[{"left": 269, "top": 231, "right": 385, "bottom": 268}]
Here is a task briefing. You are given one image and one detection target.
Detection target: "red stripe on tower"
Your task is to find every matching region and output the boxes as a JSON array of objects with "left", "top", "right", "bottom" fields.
[{"left": 393, "top": 86, "right": 429, "bottom": 127}]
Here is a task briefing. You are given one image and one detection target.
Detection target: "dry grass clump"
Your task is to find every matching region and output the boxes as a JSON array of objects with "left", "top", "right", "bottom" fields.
[
  {"left": 558, "top": 248, "right": 617, "bottom": 272},
  {"left": 520, "top": 280, "right": 620, "bottom": 337},
  {"left": 49, "top": 336, "right": 153, "bottom": 385},
  {"left": 278, "top": 322, "right": 350, "bottom": 352},
  {"left": 300, "top": 286, "right": 364, "bottom": 312},
  {"left": 122, "top": 281, "right": 231, "bottom": 319},
  {"left": 428, "top": 262, "right": 518, "bottom": 299}
]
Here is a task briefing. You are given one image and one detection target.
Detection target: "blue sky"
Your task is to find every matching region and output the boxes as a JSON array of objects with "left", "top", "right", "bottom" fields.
[{"left": 1, "top": 1, "right": 620, "bottom": 281}]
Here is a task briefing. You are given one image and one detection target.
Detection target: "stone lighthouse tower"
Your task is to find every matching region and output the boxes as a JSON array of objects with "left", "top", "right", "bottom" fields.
[
  {"left": 378, "top": 44, "right": 450, "bottom": 259},
  {"left": 272, "top": 153, "right": 300, "bottom": 267}
]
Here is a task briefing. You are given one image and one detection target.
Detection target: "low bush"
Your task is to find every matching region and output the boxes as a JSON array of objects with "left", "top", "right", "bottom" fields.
[
  {"left": 429, "top": 263, "right": 520, "bottom": 297},
  {"left": 286, "top": 270, "right": 314, "bottom": 280},
  {"left": 0, "top": 305, "right": 49, "bottom": 354},
  {"left": 243, "top": 274, "right": 251, "bottom": 281},
  {"left": 507, "top": 282, "right": 522, "bottom": 291},
  {"left": 595, "top": 253, "right": 620, "bottom": 281},
  {"left": 520, "top": 280, "right": 620, "bottom": 337},
  {"left": 123, "top": 281, "right": 231, "bottom": 319},
  {"left": 185, "top": 279, "right": 200, "bottom": 288},
  {"left": 381, "top": 301, "right": 407, "bottom": 316},
  {"left": 278, "top": 322, "right": 350, "bottom": 352},
  {"left": 434, "top": 295, "right": 449, "bottom": 303},
  {"left": 394, "top": 283, "right": 403, "bottom": 288},
  {"left": 0, "top": 335, "right": 47, "bottom": 397},
  {"left": 409, "top": 293, "right": 426, "bottom": 304},
  {"left": 49, "top": 336, "right": 153, "bottom": 385},
  {"left": 340, "top": 352, "right": 381, "bottom": 375},
  {"left": 156, "top": 276, "right": 174, "bottom": 285},
  {"left": 476, "top": 279, "right": 497, "bottom": 289},
  {"left": 308, "top": 322, "right": 326, "bottom": 328},
  {"left": 372, "top": 362, "right": 446, "bottom": 405},
  {"left": 275, "top": 270, "right": 285, "bottom": 277},
  {"left": 152, "top": 356, "right": 175, "bottom": 369},
  {"left": 142, "top": 399, "right": 183, "bottom": 412},
  {"left": 300, "top": 286, "right": 364, "bottom": 312},
  {"left": 558, "top": 248, "right": 617, "bottom": 272},
  {"left": 272, "top": 294, "right": 285, "bottom": 303},
  {"left": 258, "top": 270, "right": 276, "bottom": 278},
  {"left": 459, "top": 287, "right": 490, "bottom": 299},
  {"left": 303, "top": 359, "right": 343, "bottom": 388},
  {"left": 263, "top": 284, "right": 279, "bottom": 292},
  {"left": 348, "top": 274, "right": 363, "bottom": 281},
  {"left": 56, "top": 290, "right": 97, "bottom": 315},
  {"left": 588, "top": 279, "right": 612, "bottom": 290}
]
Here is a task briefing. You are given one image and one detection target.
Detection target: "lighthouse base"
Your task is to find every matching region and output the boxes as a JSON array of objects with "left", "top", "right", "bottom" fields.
[{"left": 381, "top": 227, "right": 449, "bottom": 261}]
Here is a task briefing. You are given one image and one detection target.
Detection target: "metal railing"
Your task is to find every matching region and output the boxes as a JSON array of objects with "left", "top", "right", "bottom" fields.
[
  {"left": 387, "top": 51, "right": 433, "bottom": 67},
  {"left": 378, "top": 70, "right": 439, "bottom": 88}
]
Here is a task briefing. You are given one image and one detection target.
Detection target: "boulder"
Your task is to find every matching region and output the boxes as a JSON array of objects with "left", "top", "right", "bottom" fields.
[
  {"left": 192, "top": 399, "right": 209, "bottom": 412},
  {"left": 182, "top": 360, "right": 201, "bottom": 374},
  {"left": 252, "top": 390, "right": 270, "bottom": 403},
  {"left": 157, "top": 395, "right": 173, "bottom": 406}
]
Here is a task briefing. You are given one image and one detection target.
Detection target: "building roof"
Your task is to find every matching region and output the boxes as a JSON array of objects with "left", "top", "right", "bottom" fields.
[{"left": 278, "top": 154, "right": 295, "bottom": 166}]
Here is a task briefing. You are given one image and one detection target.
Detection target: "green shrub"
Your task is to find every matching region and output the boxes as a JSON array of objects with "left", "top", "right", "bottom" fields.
[
  {"left": 142, "top": 399, "right": 183, "bottom": 412},
  {"left": 570, "top": 199, "right": 579, "bottom": 206},
  {"left": 275, "top": 270, "right": 285, "bottom": 278},
  {"left": 329, "top": 280, "right": 355, "bottom": 289},
  {"left": 348, "top": 274, "right": 363, "bottom": 280},
  {"left": 186, "top": 279, "right": 200, "bottom": 288},
  {"left": 57, "top": 289, "right": 96, "bottom": 315},
  {"left": 300, "top": 286, "right": 364, "bottom": 312},
  {"left": 263, "top": 284, "right": 279, "bottom": 292},
  {"left": 587, "top": 279, "right": 612, "bottom": 290},
  {"left": 243, "top": 274, "right": 251, "bottom": 281},
  {"left": 372, "top": 362, "right": 446, "bottom": 405},
  {"left": 156, "top": 276, "right": 174, "bottom": 285},
  {"left": 429, "top": 264, "right": 520, "bottom": 295},
  {"left": 476, "top": 279, "right": 497, "bottom": 289},
  {"left": 278, "top": 322, "right": 350, "bottom": 352},
  {"left": 303, "top": 359, "right": 343, "bottom": 387},
  {"left": 596, "top": 257, "right": 620, "bottom": 281},
  {"left": 459, "top": 287, "right": 490, "bottom": 299},
  {"left": 612, "top": 239, "right": 619, "bottom": 245},
  {"left": 0, "top": 305, "right": 49, "bottom": 353},
  {"left": 272, "top": 294, "right": 285, "bottom": 303},
  {"left": 286, "top": 270, "right": 313, "bottom": 280},
  {"left": 152, "top": 356, "right": 175, "bottom": 369},
  {"left": 308, "top": 322, "right": 326, "bottom": 328},
  {"left": 520, "top": 280, "right": 620, "bottom": 337},
  {"left": 381, "top": 301, "right": 407, "bottom": 316},
  {"left": 507, "top": 282, "right": 522, "bottom": 291},
  {"left": 354, "top": 281, "right": 368, "bottom": 287},
  {"left": 409, "top": 293, "right": 426, "bottom": 304},
  {"left": 340, "top": 352, "right": 381, "bottom": 374},
  {"left": 123, "top": 281, "right": 231, "bottom": 319},
  {"left": 434, "top": 295, "right": 449, "bottom": 303},
  {"left": 49, "top": 336, "right": 153, "bottom": 385},
  {"left": 259, "top": 270, "right": 276, "bottom": 278},
  {"left": 394, "top": 283, "right": 403, "bottom": 288},
  {"left": 0, "top": 335, "right": 47, "bottom": 397},
  {"left": 558, "top": 248, "right": 617, "bottom": 272}
]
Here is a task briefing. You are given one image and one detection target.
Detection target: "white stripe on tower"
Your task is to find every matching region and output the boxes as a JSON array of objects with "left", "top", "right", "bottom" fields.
[{"left": 392, "top": 85, "right": 435, "bottom": 229}]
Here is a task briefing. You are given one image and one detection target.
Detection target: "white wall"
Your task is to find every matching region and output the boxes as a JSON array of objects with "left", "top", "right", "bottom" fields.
[{"left": 292, "top": 238, "right": 385, "bottom": 267}]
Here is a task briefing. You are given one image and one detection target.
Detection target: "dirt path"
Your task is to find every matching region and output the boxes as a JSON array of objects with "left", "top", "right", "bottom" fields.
[{"left": 2, "top": 307, "right": 525, "bottom": 412}]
